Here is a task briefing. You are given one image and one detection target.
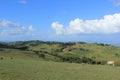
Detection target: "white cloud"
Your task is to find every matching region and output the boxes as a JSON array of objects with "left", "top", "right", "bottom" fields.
[
  {"left": 19, "top": 0, "right": 27, "bottom": 4},
  {"left": 113, "top": 0, "right": 120, "bottom": 6},
  {"left": 52, "top": 22, "right": 64, "bottom": 35},
  {"left": 28, "top": 25, "right": 35, "bottom": 32},
  {"left": 0, "top": 20, "right": 35, "bottom": 36},
  {"left": 0, "top": 20, "right": 21, "bottom": 27},
  {"left": 52, "top": 13, "right": 120, "bottom": 35}
]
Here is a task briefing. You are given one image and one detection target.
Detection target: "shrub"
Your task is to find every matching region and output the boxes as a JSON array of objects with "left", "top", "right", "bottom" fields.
[
  {"left": 0, "top": 57, "right": 3, "bottom": 60},
  {"left": 10, "top": 57, "right": 13, "bottom": 60},
  {"left": 81, "top": 57, "right": 93, "bottom": 64},
  {"left": 100, "top": 61, "right": 107, "bottom": 65},
  {"left": 38, "top": 54, "right": 45, "bottom": 58}
]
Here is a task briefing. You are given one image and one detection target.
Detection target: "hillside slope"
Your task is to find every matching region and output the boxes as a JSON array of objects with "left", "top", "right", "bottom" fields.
[
  {"left": 0, "top": 40, "right": 120, "bottom": 65},
  {"left": 0, "top": 41, "right": 120, "bottom": 80},
  {"left": 0, "top": 55, "right": 120, "bottom": 80}
]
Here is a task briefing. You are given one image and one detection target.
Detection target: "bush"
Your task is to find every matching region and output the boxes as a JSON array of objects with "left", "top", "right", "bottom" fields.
[
  {"left": 81, "top": 57, "right": 93, "bottom": 64},
  {"left": 38, "top": 54, "right": 45, "bottom": 58},
  {"left": 0, "top": 57, "right": 3, "bottom": 60},
  {"left": 10, "top": 57, "right": 13, "bottom": 60},
  {"left": 100, "top": 61, "right": 107, "bottom": 65}
]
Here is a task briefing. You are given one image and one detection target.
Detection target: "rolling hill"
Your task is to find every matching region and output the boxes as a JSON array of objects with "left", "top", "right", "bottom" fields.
[
  {"left": 0, "top": 40, "right": 120, "bottom": 65},
  {"left": 0, "top": 40, "right": 120, "bottom": 80}
]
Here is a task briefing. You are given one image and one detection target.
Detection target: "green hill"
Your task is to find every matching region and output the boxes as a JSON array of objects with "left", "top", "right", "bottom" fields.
[
  {"left": 0, "top": 40, "right": 120, "bottom": 80},
  {"left": 0, "top": 40, "right": 120, "bottom": 65}
]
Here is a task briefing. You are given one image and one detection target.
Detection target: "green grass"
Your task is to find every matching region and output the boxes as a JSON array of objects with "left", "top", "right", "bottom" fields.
[
  {"left": 0, "top": 49, "right": 40, "bottom": 60},
  {"left": 1, "top": 41, "right": 120, "bottom": 80},
  {"left": 0, "top": 51, "right": 120, "bottom": 80}
]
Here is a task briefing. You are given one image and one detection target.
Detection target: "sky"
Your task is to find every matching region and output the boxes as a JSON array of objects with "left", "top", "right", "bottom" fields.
[{"left": 0, "top": 0, "right": 120, "bottom": 45}]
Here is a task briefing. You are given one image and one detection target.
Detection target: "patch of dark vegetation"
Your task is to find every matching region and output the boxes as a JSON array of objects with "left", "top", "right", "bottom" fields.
[
  {"left": 15, "top": 46, "right": 28, "bottom": 50},
  {"left": 43, "top": 53, "right": 106, "bottom": 65},
  {"left": 115, "top": 53, "right": 120, "bottom": 57},
  {"left": 0, "top": 57, "right": 3, "bottom": 60},
  {"left": 94, "top": 43, "right": 111, "bottom": 46},
  {"left": 80, "top": 48, "right": 89, "bottom": 51},
  {"left": 0, "top": 43, "right": 14, "bottom": 49},
  {"left": 10, "top": 57, "right": 13, "bottom": 60},
  {"left": 34, "top": 51, "right": 45, "bottom": 59}
]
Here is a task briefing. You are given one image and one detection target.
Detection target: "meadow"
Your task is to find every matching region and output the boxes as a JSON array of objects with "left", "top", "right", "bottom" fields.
[
  {"left": 0, "top": 41, "right": 120, "bottom": 80},
  {"left": 0, "top": 49, "right": 120, "bottom": 80}
]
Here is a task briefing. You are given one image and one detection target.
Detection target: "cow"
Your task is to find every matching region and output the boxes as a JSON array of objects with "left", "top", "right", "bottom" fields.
[{"left": 107, "top": 61, "right": 115, "bottom": 66}]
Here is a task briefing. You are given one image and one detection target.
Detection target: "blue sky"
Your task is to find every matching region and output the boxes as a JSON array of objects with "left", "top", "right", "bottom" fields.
[{"left": 0, "top": 0, "right": 120, "bottom": 45}]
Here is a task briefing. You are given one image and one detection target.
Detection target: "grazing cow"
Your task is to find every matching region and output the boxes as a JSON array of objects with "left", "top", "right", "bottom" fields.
[{"left": 107, "top": 61, "right": 115, "bottom": 66}]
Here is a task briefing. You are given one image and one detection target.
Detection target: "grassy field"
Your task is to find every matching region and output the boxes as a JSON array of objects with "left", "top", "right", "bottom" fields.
[
  {"left": 0, "top": 41, "right": 120, "bottom": 80},
  {"left": 0, "top": 50, "right": 120, "bottom": 80}
]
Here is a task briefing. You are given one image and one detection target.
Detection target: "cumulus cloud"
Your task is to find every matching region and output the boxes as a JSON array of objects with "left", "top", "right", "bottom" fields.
[
  {"left": 52, "top": 22, "right": 64, "bottom": 35},
  {"left": 52, "top": 13, "right": 120, "bottom": 35},
  {"left": 19, "top": 0, "right": 27, "bottom": 4},
  {"left": 0, "top": 20, "right": 35, "bottom": 36}
]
